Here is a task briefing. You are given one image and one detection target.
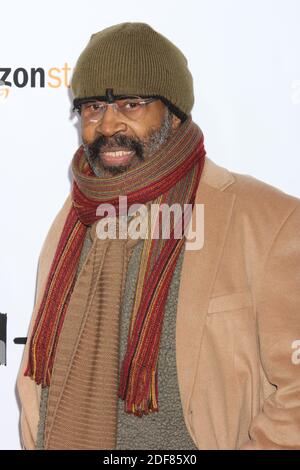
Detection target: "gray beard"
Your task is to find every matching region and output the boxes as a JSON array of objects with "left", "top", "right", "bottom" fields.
[{"left": 83, "top": 108, "right": 174, "bottom": 177}]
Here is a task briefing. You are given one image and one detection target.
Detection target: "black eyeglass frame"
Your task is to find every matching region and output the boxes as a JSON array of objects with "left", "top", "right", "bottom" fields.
[
  {"left": 72, "top": 94, "right": 188, "bottom": 122},
  {"left": 73, "top": 95, "right": 157, "bottom": 114}
]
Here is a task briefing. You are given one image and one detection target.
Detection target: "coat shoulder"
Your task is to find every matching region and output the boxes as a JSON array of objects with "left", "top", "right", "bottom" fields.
[{"left": 202, "top": 156, "right": 300, "bottom": 218}]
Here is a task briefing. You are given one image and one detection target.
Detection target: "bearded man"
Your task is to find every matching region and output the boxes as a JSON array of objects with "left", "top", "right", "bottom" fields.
[{"left": 17, "top": 22, "right": 300, "bottom": 450}]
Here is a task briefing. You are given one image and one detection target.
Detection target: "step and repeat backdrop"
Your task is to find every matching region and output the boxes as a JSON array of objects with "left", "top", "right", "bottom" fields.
[{"left": 0, "top": 0, "right": 299, "bottom": 449}]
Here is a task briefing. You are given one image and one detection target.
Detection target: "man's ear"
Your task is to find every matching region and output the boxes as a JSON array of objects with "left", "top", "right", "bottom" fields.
[{"left": 172, "top": 114, "right": 181, "bottom": 130}]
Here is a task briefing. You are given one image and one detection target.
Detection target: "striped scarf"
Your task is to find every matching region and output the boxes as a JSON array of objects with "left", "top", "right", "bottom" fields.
[{"left": 25, "top": 116, "right": 206, "bottom": 416}]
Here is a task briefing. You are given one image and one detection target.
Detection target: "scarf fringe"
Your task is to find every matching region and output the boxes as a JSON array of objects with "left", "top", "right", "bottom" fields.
[{"left": 120, "top": 365, "right": 159, "bottom": 416}]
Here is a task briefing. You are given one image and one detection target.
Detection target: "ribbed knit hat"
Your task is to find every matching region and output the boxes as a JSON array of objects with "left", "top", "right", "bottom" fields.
[{"left": 71, "top": 22, "right": 194, "bottom": 119}]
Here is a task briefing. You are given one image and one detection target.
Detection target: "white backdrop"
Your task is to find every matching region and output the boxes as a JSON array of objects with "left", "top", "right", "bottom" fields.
[{"left": 0, "top": 0, "right": 299, "bottom": 450}]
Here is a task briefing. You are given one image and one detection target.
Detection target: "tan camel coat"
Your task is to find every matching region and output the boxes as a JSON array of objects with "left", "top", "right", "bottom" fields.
[{"left": 17, "top": 157, "right": 300, "bottom": 449}]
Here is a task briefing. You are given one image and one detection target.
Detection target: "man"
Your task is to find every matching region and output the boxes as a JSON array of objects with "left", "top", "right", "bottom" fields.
[{"left": 17, "top": 22, "right": 300, "bottom": 450}]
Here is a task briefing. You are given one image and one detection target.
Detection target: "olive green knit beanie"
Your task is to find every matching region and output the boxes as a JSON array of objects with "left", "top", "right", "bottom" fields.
[{"left": 71, "top": 22, "right": 194, "bottom": 119}]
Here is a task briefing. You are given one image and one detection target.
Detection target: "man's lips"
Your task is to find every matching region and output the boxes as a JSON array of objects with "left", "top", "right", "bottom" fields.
[{"left": 99, "top": 148, "right": 136, "bottom": 166}]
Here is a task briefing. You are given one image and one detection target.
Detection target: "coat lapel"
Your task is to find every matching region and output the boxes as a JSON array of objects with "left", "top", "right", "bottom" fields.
[{"left": 176, "top": 158, "right": 236, "bottom": 440}]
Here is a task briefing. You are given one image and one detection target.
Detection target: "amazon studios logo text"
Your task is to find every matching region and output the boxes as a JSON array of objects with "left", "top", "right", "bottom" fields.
[{"left": 0, "top": 63, "right": 72, "bottom": 100}]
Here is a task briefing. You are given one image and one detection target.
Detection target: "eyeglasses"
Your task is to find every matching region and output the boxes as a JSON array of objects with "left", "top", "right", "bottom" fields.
[{"left": 74, "top": 96, "right": 158, "bottom": 123}]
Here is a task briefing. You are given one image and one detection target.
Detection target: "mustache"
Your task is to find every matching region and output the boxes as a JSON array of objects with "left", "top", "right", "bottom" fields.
[{"left": 86, "top": 134, "right": 145, "bottom": 163}]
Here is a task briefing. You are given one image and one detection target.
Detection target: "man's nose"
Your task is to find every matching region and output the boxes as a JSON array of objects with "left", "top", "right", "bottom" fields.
[{"left": 95, "top": 104, "right": 127, "bottom": 137}]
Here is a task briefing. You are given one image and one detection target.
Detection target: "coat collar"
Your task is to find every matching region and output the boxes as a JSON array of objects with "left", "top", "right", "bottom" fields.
[{"left": 176, "top": 157, "right": 236, "bottom": 442}]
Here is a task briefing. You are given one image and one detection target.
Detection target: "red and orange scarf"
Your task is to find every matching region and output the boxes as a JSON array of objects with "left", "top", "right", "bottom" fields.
[{"left": 25, "top": 116, "right": 206, "bottom": 416}]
